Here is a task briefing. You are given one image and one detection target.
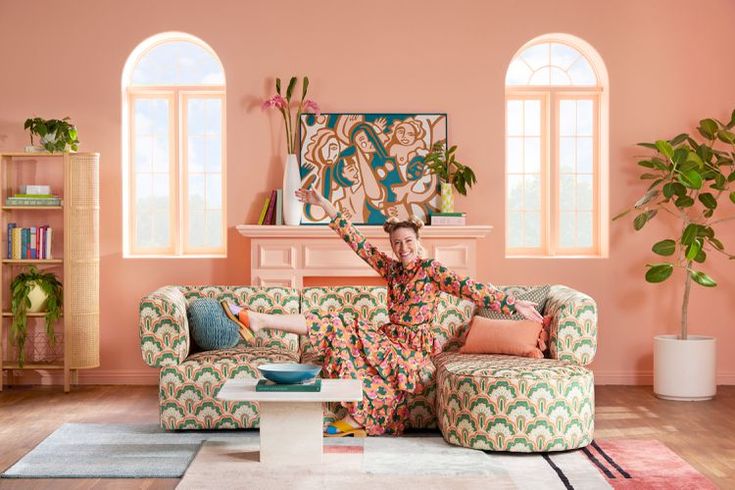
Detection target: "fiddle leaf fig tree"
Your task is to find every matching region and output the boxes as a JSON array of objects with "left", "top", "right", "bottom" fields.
[{"left": 613, "top": 109, "right": 735, "bottom": 339}]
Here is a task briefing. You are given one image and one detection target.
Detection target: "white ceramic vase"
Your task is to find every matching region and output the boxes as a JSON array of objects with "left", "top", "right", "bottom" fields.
[
  {"left": 653, "top": 334, "right": 717, "bottom": 401},
  {"left": 282, "top": 154, "right": 302, "bottom": 226}
]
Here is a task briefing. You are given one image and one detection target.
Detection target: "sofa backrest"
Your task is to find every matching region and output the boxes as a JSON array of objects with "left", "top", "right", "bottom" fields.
[
  {"left": 180, "top": 285, "right": 301, "bottom": 353},
  {"left": 299, "top": 286, "right": 475, "bottom": 356}
]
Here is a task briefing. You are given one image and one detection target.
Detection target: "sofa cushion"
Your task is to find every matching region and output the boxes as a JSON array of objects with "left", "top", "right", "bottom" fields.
[
  {"left": 477, "top": 285, "right": 550, "bottom": 320},
  {"left": 187, "top": 298, "right": 241, "bottom": 351},
  {"left": 459, "top": 317, "right": 544, "bottom": 358}
]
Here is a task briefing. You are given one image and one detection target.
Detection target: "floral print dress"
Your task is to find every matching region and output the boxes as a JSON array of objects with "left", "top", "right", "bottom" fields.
[{"left": 305, "top": 211, "right": 517, "bottom": 435}]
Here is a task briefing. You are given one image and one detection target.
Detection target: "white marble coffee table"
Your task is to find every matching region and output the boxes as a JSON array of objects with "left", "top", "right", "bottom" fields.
[{"left": 216, "top": 378, "right": 362, "bottom": 465}]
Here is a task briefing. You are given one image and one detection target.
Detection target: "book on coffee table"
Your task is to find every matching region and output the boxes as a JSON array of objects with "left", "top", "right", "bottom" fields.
[{"left": 256, "top": 378, "right": 322, "bottom": 392}]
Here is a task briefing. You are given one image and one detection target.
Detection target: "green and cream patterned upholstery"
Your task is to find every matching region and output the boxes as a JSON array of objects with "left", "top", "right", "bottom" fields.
[
  {"left": 139, "top": 285, "right": 300, "bottom": 429},
  {"left": 139, "top": 284, "right": 597, "bottom": 448},
  {"left": 435, "top": 353, "right": 594, "bottom": 452}
]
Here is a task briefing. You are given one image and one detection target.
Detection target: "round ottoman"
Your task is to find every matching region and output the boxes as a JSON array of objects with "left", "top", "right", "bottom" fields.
[{"left": 435, "top": 352, "right": 594, "bottom": 452}]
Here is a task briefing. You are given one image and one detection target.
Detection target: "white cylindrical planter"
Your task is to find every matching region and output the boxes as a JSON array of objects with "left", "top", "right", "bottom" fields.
[
  {"left": 282, "top": 154, "right": 302, "bottom": 225},
  {"left": 440, "top": 182, "right": 454, "bottom": 213},
  {"left": 654, "top": 335, "right": 716, "bottom": 401}
]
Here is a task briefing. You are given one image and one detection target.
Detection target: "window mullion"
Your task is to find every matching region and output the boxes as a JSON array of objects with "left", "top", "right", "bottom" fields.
[{"left": 548, "top": 92, "right": 557, "bottom": 256}]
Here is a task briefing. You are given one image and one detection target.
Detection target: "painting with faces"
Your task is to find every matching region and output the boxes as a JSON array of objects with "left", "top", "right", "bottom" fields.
[{"left": 299, "top": 113, "right": 447, "bottom": 224}]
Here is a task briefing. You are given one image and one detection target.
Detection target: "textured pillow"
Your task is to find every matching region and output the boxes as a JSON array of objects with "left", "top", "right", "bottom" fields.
[
  {"left": 187, "top": 298, "right": 241, "bottom": 351},
  {"left": 459, "top": 316, "right": 545, "bottom": 358},
  {"left": 477, "top": 284, "right": 550, "bottom": 320}
]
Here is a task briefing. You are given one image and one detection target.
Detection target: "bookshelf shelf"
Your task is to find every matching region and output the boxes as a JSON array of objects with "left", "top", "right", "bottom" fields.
[
  {"left": 0, "top": 152, "right": 99, "bottom": 392},
  {"left": 2, "top": 206, "right": 63, "bottom": 211},
  {"left": 2, "top": 259, "right": 63, "bottom": 265}
]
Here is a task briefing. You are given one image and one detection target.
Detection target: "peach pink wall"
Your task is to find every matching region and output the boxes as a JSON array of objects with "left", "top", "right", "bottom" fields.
[{"left": 0, "top": 0, "right": 733, "bottom": 386}]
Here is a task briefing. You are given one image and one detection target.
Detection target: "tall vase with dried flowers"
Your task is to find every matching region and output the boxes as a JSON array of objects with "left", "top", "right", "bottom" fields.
[{"left": 262, "top": 77, "right": 320, "bottom": 225}]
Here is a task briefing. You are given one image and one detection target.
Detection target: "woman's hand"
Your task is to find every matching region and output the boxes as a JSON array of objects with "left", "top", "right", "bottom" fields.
[
  {"left": 514, "top": 300, "right": 543, "bottom": 323},
  {"left": 295, "top": 188, "right": 338, "bottom": 219}
]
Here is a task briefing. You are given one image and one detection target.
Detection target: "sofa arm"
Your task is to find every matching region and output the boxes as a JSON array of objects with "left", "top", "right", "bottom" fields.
[
  {"left": 545, "top": 285, "right": 597, "bottom": 366},
  {"left": 139, "top": 286, "right": 190, "bottom": 368}
]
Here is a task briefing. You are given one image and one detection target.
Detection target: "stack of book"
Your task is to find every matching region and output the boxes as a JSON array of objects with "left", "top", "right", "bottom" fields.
[
  {"left": 255, "top": 378, "right": 322, "bottom": 392},
  {"left": 6, "top": 224, "right": 53, "bottom": 259},
  {"left": 5, "top": 184, "right": 61, "bottom": 207},
  {"left": 257, "top": 188, "right": 284, "bottom": 225},
  {"left": 429, "top": 212, "right": 466, "bottom": 225}
]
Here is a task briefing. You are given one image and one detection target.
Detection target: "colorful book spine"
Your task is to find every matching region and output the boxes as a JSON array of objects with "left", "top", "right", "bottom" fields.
[
  {"left": 257, "top": 196, "right": 271, "bottom": 225},
  {"left": 7, "top": 223, "right": 16, "bottom": 259},
  {"left": 275, "top": 188, "right": 283, "bottom": 226},
  {"left": 255, "top": 378, "right": 322, "bottom": 392},
  {"left": 30, "top": 226, "right": 37, "bottom": 259},
  {"left": 264, "top": 189, "right": 277, "bottom": 225},
  {"left": 45, "top": 227, "right": 53, "bottom": 259},
  {"left": 6, "top": 197, "right": 62, "bottom": 206}
]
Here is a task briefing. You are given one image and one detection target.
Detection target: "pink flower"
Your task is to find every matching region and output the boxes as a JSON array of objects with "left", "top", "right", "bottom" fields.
[
  {"left": 261, "top": 94, "right": 287, "bottom": 111},
  {"left": 302, "top": 99, "right": 320, "bottom": 115}
]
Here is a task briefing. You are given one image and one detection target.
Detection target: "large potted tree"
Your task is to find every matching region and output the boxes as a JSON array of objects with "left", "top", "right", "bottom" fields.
[{"left": 614, "top": 109, "right": 735, "bottom": 400}]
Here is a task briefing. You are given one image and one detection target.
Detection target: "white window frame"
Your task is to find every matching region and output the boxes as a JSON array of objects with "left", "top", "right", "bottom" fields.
[
  {"left": 505, "top": 34, "right": 609, "bottom": 258},
  {"left": 122, "top": 32, "right": 227, "bottom": 258}
]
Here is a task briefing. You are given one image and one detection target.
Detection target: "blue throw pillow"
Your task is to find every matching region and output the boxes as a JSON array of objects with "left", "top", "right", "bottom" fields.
[{"left": 187, "top": 298, "right": 241, "bottom": 350}]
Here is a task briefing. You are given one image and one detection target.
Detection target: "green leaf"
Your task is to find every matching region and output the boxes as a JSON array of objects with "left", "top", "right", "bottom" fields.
[
  {"left": 674, "top": 195, "right": 694, "bottom": 208},
  {"left": 670, "top": 133, "right": 689, "bottom": 146},
  {"left": 698, "top": 118, "right": 718, "bottom": 139},
  {"left": 302, "top": 76, "right": 309, "bottom": 99},
  {"left": 709, "top": 237, "right": 724, "bottom": 250},
  {"left": 647, "top": 178, "right": 663, "bottom": 191},
  {"left": 685, "top": 239, "right": 702, "bottom": 260},
  {"left": 698, "top": 192, "right": 717, "bottom": 209},
  {"left": 633, "top": 210, "right": 657, "bottom": 230},
  {"left": 681, "top": 224, "right": 699, "bottom": 245},
  {"left": 717, "top": 129, "right": 735, "bottom": 144},
  {"left": 285, "top": 76, "right": 297, "bottom": 101},
  {"left": 672, "top": 148, "right": 688, "bottom": 166},
  {"left": 638, "top": 142, "right": 659, "bottom": 150},
  {"left": 693, "top": 249, "right": 707, "bottom": 263},
  {"left": 646, "top": 264, "right": 673, "bottom": 283},
  {"left": 652, "top": 239, "right": 676, "bottom": 256},
  {"left": 612, "top": 209, "right": 631, "bottom": 221},
  {"left": 730, "top": 191, "right": 735, "bottom": 204},
  {"left": 655, "top": 140, "right": 674, "bottom": 159},
  {"left": 640, "top": 173, "right": 659, "bottom": 180},
  {"left": 275, "top": 78, "right": 281, "bottom": 95},
  {"left": 635, "top": 189, "right": 659, "bottom": 208},
  {"left": 690, "top": 270, "right": 717, "bottom": 287},
  {"left": 678, "top": 169, "right": 703, "bottom": 189},
  {"left": 686, "top": 151, "right": 704, "bottom": 168},
  {"left": 638, "top": 160, "right": 656, "bottom": 169}
]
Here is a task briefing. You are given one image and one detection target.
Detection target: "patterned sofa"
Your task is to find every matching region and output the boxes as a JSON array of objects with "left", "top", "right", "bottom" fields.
[{"left": 139, "top": 284, "right": 596, "bottom": 452}]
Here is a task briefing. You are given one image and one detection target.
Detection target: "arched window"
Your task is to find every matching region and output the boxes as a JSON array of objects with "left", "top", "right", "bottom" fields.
[
  {"left": 505, "top": 34, "right": 608, "bottom": 257},
  {"left": 122, "top": 32, "right": 226, "bottom": 257}
]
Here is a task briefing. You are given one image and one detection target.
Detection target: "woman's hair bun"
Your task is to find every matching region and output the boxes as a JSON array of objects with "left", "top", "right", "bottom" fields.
[
  {"left": 408, "top": 215, "right": 425, "bottom": 229},
  {"left": 383, "top": 215, "right": 424, "bottom": 234}
]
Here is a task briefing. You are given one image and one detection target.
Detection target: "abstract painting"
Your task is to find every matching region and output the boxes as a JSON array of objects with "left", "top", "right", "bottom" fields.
[{"left": 299, "top": 113, "right": 447, "bottom": 224}]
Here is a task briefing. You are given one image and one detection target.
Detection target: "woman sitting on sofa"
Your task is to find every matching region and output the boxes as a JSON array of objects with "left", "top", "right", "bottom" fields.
[{"left": 222, "top": 189, "right": 542, "bottom": 437}]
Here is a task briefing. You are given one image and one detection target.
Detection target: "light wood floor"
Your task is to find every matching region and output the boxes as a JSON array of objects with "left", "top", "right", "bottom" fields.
[{"left": 0, "top": 385, "right": 733, "bottom": 489}]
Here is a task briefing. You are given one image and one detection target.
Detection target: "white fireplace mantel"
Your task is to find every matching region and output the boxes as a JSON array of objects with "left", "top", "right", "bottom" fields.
[{"left": 236, "top": 224, "right": 492, "bottom": 287}]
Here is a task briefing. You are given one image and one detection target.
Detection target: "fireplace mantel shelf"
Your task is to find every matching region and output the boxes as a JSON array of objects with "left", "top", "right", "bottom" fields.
[
  {"left": 236, "top": 224, "right": 493, "bottom": 287},
  {"left": 236, "top": 224, "right": 492, "bottom": 239}
]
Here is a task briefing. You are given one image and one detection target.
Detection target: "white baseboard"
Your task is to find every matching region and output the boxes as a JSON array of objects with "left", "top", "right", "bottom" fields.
[{"left": 593, "top": 371, "right": 735, "bottom": 385}]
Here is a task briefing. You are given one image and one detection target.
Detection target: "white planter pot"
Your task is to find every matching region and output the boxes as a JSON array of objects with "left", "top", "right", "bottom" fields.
[
  {"left": 654, "top": 334, "right": 716, "bottom": 401},
  {"left": 282, "top": 154, "right": 302, "bottom": 225},
  {"left": 27, "top": 283, "right": 49, "bottom": 313}
]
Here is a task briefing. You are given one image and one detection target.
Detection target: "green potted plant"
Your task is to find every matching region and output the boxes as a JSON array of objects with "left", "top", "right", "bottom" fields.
[
  {"left": 23, "top": 117, "right": 80, "bottom": 153},
  {"left": 10, "top": 266, "right": 63, "bottom": 367},
  {"left": 424, "top": 141, "right": 477, "bottom": 213},
  {"left": 614, "top": 109, "right": 735, "bottom": 400}
]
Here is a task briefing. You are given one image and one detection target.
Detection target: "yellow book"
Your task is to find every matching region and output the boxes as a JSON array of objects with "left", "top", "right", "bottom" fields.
[
  {"left": 257, "top": 196, "right": 271, "bottom": 225},
  {"left": 12, "top": 227, "right": 22, "bottom": 259}
]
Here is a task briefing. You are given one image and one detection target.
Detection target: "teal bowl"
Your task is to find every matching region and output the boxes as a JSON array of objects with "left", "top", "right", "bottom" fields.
[{"left": 258, "top": 363, "right": 322, "bottom": 384}]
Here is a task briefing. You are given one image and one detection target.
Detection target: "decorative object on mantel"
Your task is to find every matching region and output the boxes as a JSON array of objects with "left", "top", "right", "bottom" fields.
[
  {"left": 299, "top": 113, "right": 446, "bottom": 225},
  {"left": 424, "top": 141, "right": 477, "bottom": 213},
  {"left": 429, "top": 212, "right": 466, "bottom": 225},
  {"left": 23, "top": 117, "right": 80, "bottom": 153},
  {"left": 256, "top": 188, "right": 284, "bottom": 225},
  {"left": 262, "top": 77, "right": 320, "bottom": 226},
  {"left": 613, "top": 108, "right": 735, "bottom": 401}
]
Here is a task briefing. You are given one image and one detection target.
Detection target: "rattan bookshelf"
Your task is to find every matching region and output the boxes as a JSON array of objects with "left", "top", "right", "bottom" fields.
[{"left": 0, "top": 152, "right": 99, "bottom": 392}]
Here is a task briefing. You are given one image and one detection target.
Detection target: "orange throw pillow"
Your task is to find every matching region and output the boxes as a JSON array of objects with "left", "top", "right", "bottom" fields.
[{"left": 459, "top": 316, "right": 545, "bottom": 358}]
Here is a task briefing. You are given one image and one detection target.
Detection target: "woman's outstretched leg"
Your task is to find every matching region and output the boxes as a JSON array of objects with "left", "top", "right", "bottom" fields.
[{"left": 221, "top": 301, "right": 307, "bottom": 336}]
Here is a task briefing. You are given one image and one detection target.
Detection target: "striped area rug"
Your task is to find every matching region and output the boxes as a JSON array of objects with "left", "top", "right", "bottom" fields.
[{"left": 179, "top": 435, "right": 715, "bottom": 490}]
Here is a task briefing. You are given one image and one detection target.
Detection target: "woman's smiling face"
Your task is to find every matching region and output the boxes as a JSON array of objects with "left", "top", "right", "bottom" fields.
[{"left": 389, "top": 227, "right": 419, "bottom": 266}]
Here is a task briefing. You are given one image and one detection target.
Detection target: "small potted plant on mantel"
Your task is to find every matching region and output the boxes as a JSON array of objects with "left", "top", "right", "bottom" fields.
[
  {"left": 614, "top": 109, "right": 735, "bottom": 400},
  {"left": 10, "top": 266, "right": 63, "bottom": 367},
  {"left": 23, "top": 117, "right": 80, "bottom": 153},
  {"left": 424, "top": 141, "right": 477, "bottom": 213}
]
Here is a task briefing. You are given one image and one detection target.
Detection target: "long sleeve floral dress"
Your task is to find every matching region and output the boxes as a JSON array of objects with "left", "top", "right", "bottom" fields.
[{"left": 305, "top": 211, "right": 517, "bottom": 435}]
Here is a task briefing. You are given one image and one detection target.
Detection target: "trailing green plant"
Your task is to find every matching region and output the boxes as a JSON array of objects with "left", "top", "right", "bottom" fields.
[
  {"left": 424, "top": 141, "right": 477, "bottom": 195},
  {"left": 10, "top": 266, "right": 63, "bottom": 366},
  {"left": 613, "top": 109, "right": 735, "bottom": 339},
  {"left": 23, "top": 117, "right": 79, "bottom": 152}
]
